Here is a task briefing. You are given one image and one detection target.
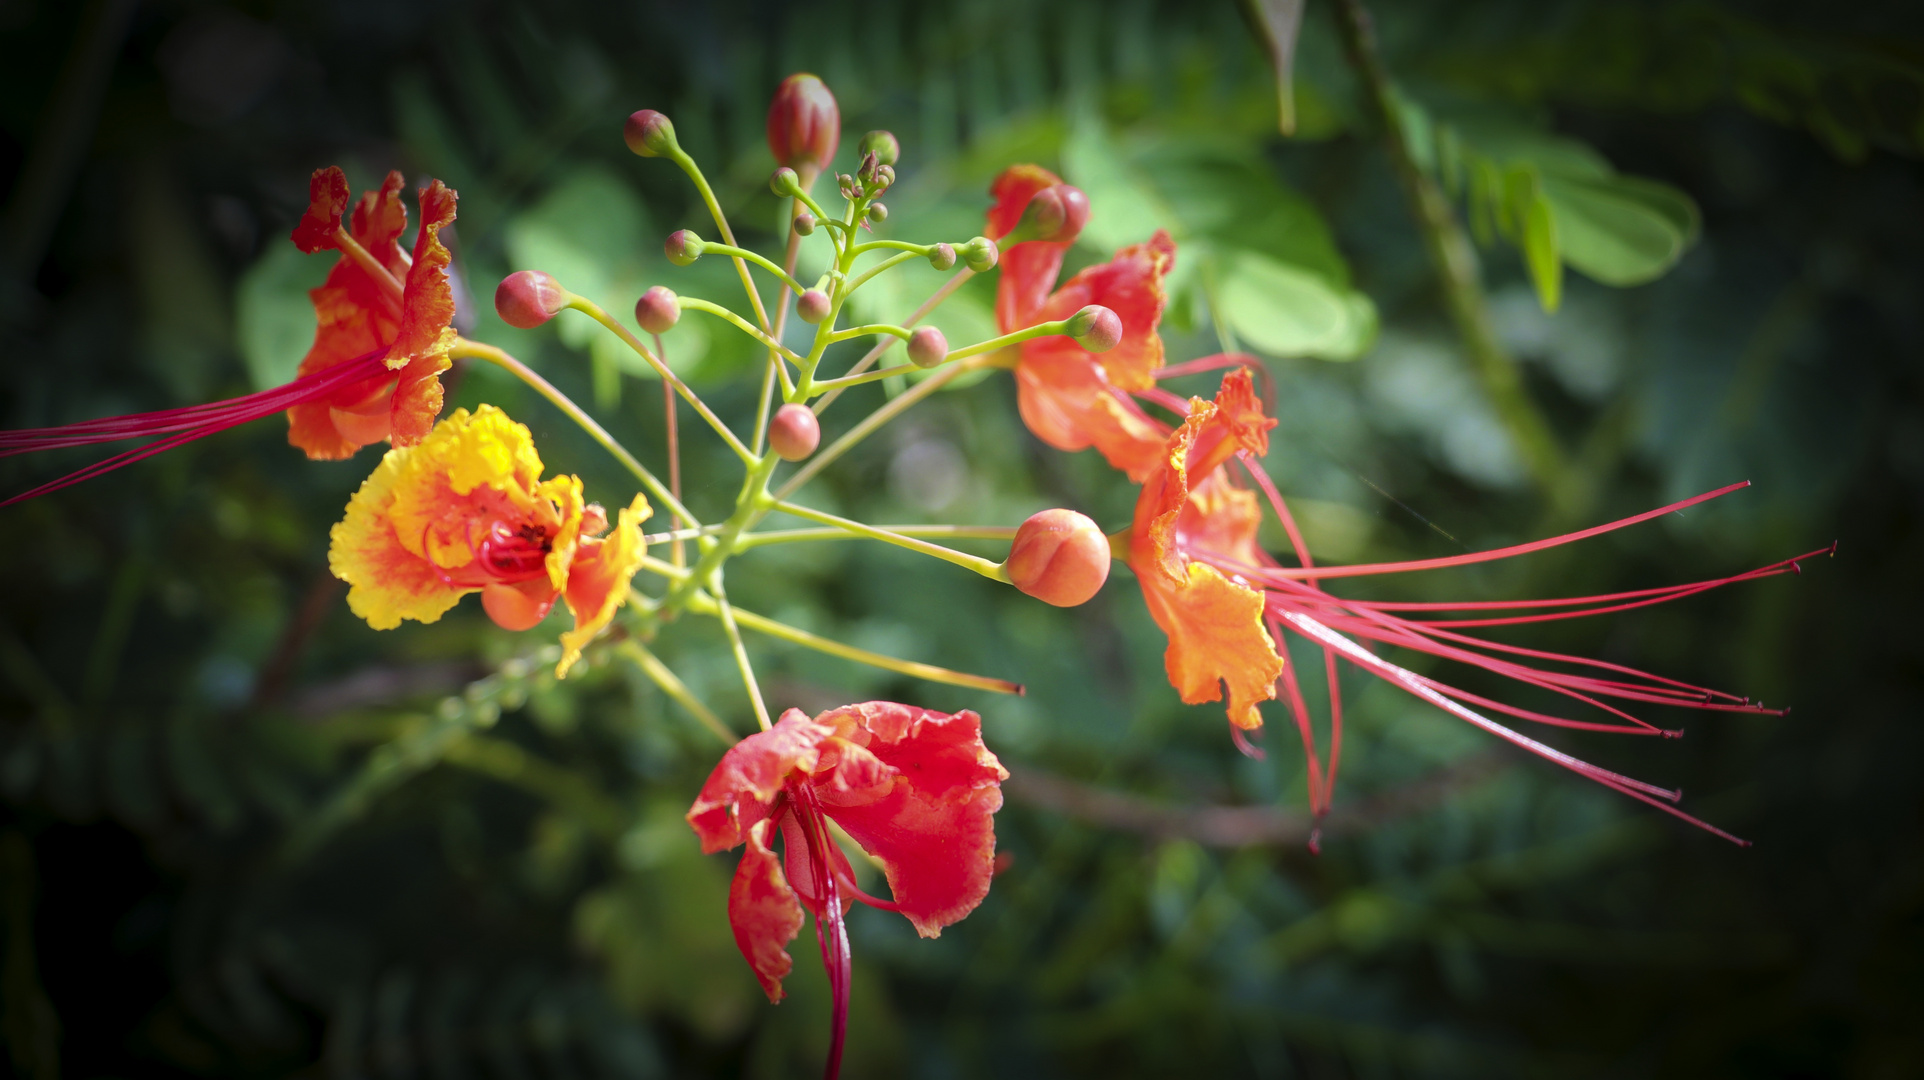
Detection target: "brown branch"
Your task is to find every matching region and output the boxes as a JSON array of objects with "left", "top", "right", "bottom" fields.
[{"left": 1003, "top": 751, "right": 1508, "bottom": 848}]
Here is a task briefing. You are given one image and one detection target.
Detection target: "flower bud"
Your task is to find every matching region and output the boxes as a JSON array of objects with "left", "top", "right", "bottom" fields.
[
  {"left": 495, "top": 270, "right": 567, "bottom": 329},
  {"left": 871, "top": 163, "right": 895, "bottom": 192},
  {"left": 770, "top": 167, "right": 802, "bottom": 197},
  {"left": 796, "top": 289, "right": 832, "bottom": 325},
  {"left": 859, "top": 129, "right": 900, "bottom": 166},
  {"left": 866, "top": 201, "right": 888, "bottom": 223},
  {"left": 766, "top": 73, "right": 840, "bottom": 178},
  {"left": 635, "top": 286, "right": 680, "bottom": 335},
  {"left": 1006, "top": 509, "right": 1110, "bottom": 607},
  {"left": 927, "top": 243, "right": 957, "bottom": 271},
  {"left": 665, "top": 229, "right": 704, "bottom": 266},
  {"left": 962, "top": 236, "right": 1000, "bottom": 272},
  {"left": 1006, "top": 183, "right": 1090, "bottom": 246},
  {"left": 768, "top": 403, "right": 821, "bottom": 462},
  {"left": 793, "top": 210, "right": 817, "bottom": 236},
  {"left": 623, "top": 110, "right": 677, "bottom": 158},
  {"left": 906, "top": 326, "right": 948, "bottom": 369},
  {"left": 1066, "top": 305, "right": 1122, "bottom": 353}
]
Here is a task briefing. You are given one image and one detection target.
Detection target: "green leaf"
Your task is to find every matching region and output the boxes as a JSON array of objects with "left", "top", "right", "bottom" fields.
[
  {"left": 236, "top": 242, "right": 329, "bottom": 391},
  {"left": 1216, "top": 251, "right": 1377, "bottom": 361},
  {"left": 1508, "top": 168, "right": 1563, "bottom": 312},
  {"left": 1541, "top": 173, "right": 1694, "bottom": 286}
]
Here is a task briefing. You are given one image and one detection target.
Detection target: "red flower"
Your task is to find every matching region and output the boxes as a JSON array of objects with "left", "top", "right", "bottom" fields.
[
  {"left": 986, "top": 165, "right": 1173, "bottom": 482},
  {"left": 687, "top": 702, "right": 1007, "bottom": 1076},
  {"left": 0, "top": 167, "right": 458, "bottom": 503},
  {"left": 1129, "top": 369, "right": 1820, "bottom": 846}
]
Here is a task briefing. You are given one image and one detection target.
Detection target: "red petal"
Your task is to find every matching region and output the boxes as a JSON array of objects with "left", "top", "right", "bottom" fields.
[
  {"left": 729, "top": 818, "right": 806, "bottom": 1003},
  {"left": 686, "top": 709, "right": 834, "bottom": 853},
  {"left": 1034, "top": 231, "right": 1176, "bottom": 392},
  {"left": 290, "top": 167, "right": 349, "bottom": 254},
  {"left": 350, "top": 171, "right": 409, "bottom": 263},
  {"left": 1015, "top": 341, "right": 1169, "bottom": 481},
  {"left": 985, "top": 164, "right": 1063, "bottom": 239},
  {"left": 385, "top": 179, "right": 458, "bottom": 373},
  {"left": 813, "top": 703, "right": 1008, "bottom": 938}
]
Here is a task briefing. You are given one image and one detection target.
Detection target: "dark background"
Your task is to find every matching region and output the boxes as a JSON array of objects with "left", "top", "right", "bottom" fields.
[{"left": 1, "top": 0, "right": 1919, "bottom": 1076}]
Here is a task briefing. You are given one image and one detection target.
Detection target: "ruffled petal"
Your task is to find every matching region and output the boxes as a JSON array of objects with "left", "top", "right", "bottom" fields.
[
  {"left": 813, "top": 702, "right": 1008, "bottom": 938},
  {"left": 1180, "top": 470, "right": 1265, "bottom": 570},
  {"left": 349, "top": 171, "right": 409, "bottom": 267},
  {"left": 1033, "top": 231, "right": 1176, "bottom": 392},
  {"left": 1139, "top": 561, "right": 1282, "bottom": 730},
  {"left": 385, "top": 179, "right": 458, "bottom": 374},
  {"left": 686, "top": 709, "right": 835, "bottom": 853},
  {"left": 1014, "top": 341, "right": 1169, "bottom": 482},
  {"left": 557, "top": 493, "right": 650, "bottom": 678},
  {"left": 328, "top": 441, "right": 469, "bottom": 630},
  {"left": 290, "top": 167, "right": 349, "bottom": 254},
  {"left": 729, "top": 818, "right": 806, "bottom": 1003}
]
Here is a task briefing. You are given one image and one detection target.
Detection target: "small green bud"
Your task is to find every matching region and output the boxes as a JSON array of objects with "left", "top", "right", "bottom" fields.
[
  {"left": 962, "top": 236, "right": 1000, "bottom": 273},
  {"left": 796, "top": 289, "right": 832, "bottom": 325},
  {"left": 859, "top": 129, "right": 900, "bottom": 166},
  {"left": 866, "top": 202, "right": 888, "bottom": 223},
  {"left": 665, "top": 229, "right": 704, "bottom": 266},
  {"left": 927, "top": 243, "right": 956, "bottom": 271},
  {"left": 1066, "top": 305, "right": 1122, "bottom": 353},
  {"left": 623, "top": 110, "right": 677, "bottom": 157},
  {"left": 770, "top": 167, "right": 802, "bottom": 197},
  {"left": 793, "top": 210, "right": 817, "bottom": 236},
  {"left": 907, "top": 326, "right": 948, "bottom": 369}
]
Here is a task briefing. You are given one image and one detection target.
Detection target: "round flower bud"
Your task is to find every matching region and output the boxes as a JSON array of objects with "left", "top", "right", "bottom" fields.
[
  {"left": 768, "top": 404, "right": 821, "bottom": 462},
  {"left": 623, "top": 110, "right": 676, "bottom": 158},
  {"left": 1006, "top": 509, "right": 1110, "bottom": 608},
  {"left": 1066, "top": 304, "right": 1123, "bottom": 353},
  {"left": 796, "top": 289, "right": 832, "bottom": 325},
  {"left": 927, "top": 243, "right": 957, "bottom": 271},
  {"left": 871, "top": 164, "right": 895, "bottom": 192},
  {"left": 635, "top": 286, "right": 680, "bottom": 335},
  {"left": 859, "top": 129, "right": 900, "bottom": 166},
  {"left": 495, "top": 270, "right": 567, "bottom": 329},
  {"left": 962, "top": 236, "right": 1000, "bottom": 272},
  {"left": 866, "top": 201, "right": 888, "bottom": 223},
  {"left": 906, "top": 326, "right": 948, "bottom": 369},
  {"left": 770, "top": 167, "right": 802, "bottom": 197},
  {"left": 767, "top": 73, "right": 840, "bottom": 177},
  {"left": 793, "top": 210, "right": 817, "bottom": 236},
  {"left": 1008, "top": 183, "right": 1090, "bottom": 246},
  {"left": 665, "top": 229, "right": 704, "bottom": 266}
]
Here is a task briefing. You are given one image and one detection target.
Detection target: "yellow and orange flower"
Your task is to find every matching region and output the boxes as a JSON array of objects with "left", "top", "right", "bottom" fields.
[
  {"left": 987, "top": 165, "right": 1173, "bottom": 482},
  {"left": 287, "top": 167, "right": 460, "bottom": 460},
  {"left": 1127, "top": 368, "right": 1283, "bottom": 730},
  {"left": 327, "top": 404, "right": 649, "bottom": 676}
]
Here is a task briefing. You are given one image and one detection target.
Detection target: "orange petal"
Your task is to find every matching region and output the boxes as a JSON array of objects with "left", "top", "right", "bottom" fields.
[
  {"left": 1015, "top": 341, "right": 1168, "bottom": 482},
  {"left": 385, "top": 179, "right": 459, "bottom": 373},
  {"left": 985, "top": 164, "right": 1063, "bottom": 239},
  {"left": 1035, "top": 231, "right": 1176, "bottom": 392},
  {"left": 328, "top": 441, "right": 470, "bottom": 630},
  {"left": 729, "top": 818, "right": 805, "bottom": 1003},
  {"left": 349, "top": 171, "right": 409, "bottom": 269},
  {"left": 1181, "top": 470, "right": 1265, "bottom": 570},
  {"left": 1131, "top": 367, "right": 1276, "bottom": 575},
  {"left": 1138, "top": 561, "right": 1282, "bottom": 730},
  {"left": 987, "top": 165, "right": 1073, "bottom": 332},
  {"left": 557, "top": 493, "right": 649, "bottom": 678},
  {"left": 686, "top": 708, "right": 834, "bottom": 853},
  {"left": 815, "top": 702, "right": 1008, "bottom": 938},
  {"left": 290, "top": 167, "right": 349, "bottom": 254}
]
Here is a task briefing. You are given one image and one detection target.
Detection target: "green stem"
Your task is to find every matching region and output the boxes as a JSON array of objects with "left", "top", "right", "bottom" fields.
[
  {"left": 1332, "top": 0, "right": 1573, "bottom": 503},
  {"left": 693, "top": 597, "right": 1022, "bottom": 696},
  {"left": 779, "top": 354, "right": 997, "bottom": 499},
  {"left": 615, "top": 639, "right": 737, "bottom": 745},
  {"left": 813, "top": 269, "right": 974, "bottom": 415},
  {"left": 676, "top": 297, "right": 805, "bottom": 365},
  {"left": 666, "top": 146, "right": 775, "bottom": 337},
  {"left": 450, "top": 338, "right": 699, "bottom": 528},
  {"left": 826, "top": 323, "right": 912, "bottom": 345},
  {"left": 844, "top": 250, "right": 924, "bottom": 293},
  {"left": 564, "top": 298, "right": 755, "bottom": 463},
  {"left": 772, "top": 500, "right": 1011, "bottom": 583},
  {"left": 698, "top": 242, "right": 809, "bottom": 294},
  {"left": 736, "top": 524, "right": 1018, "bottom": 548},
  {"left": 754, "top": 217, "right": 806, "bottom": 455},
  {"left": 710, "top": 584, "right": 771, "bottom": 731},
  {"left": 848, "top": 240, "right": 935, "bottom": 257}
]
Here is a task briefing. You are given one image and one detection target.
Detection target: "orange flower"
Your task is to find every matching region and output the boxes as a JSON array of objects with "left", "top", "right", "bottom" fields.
[
  {"left": 287, "top": 167, "right": 459, "bottom": 460},
  {"left": 327, "top": 405, "right": 649, "bottom": 676},
  {"left": 688, "top": 702, "right": 1007, "bottom": 1074},
  {"left": 986, "top": 165, "right": 1172, "bottom": 481},
  {"left": 1126, "top": 368, "right": 1283, "bottom": 730}
]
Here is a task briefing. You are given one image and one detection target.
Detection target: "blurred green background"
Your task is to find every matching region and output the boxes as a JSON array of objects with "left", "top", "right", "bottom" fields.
[{"left": 1, "top": 0, "right": 1918, "bottom": 1076}]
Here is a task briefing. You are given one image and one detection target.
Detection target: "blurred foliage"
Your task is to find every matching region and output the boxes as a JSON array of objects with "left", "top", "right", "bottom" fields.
[{"left": 0, "top": 0, "right": 1920, "bottom": 1077}]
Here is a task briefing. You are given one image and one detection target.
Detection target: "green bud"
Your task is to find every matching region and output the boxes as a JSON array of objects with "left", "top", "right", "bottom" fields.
[
  {"left": 962, "top": 236, "right": 1000, "bottom": 273},
  {"left": 859, "top": 129, "right": 900, "bottom": 166},
  {"left": 927, "top": 243, "right": 956, "bottom": 271},
  {"left": 866, "top": 202, "right": 888, "bottom": 223},
  {"left": 794, "top": 210, "right": 817, "bottom": 236},
  {"left": 665, "top": 229, "right": 704, "bottom": 266},
  {"left": 624, "top": 110, "right": 677, "bottom": 157},
  {"left": 770, "top": 167, "right": 802, "bottom": 197}
]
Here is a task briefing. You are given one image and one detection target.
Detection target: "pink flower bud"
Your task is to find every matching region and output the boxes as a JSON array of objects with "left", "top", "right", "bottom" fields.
[
  {"left": 927, "top": 243, "right": 957, "bottom": 271},
  {"left": 860, "top": 129, "right": 900, "bottom": 166},
  {"left": 495, "top": 270, "right": 567, "bottom": 329},
  {"left": 1007, "top": 183, "right": 1090, "bottom": 245},
  {"left": 635, "top": 286, "right": 679, "bottom": 335},
  {"left": 768, "top": 404, "right": 821, "bottom": 462},
  {"left": 907, "top": 326, "right": 948, "bottom": 369},
  {"left": 767, "top": 73, "right": 840, "bottom": 178},
  {"left": 1006, "top": 509, "right": 1110, "bottom": 607},
  {"left": 624, "top": 110, "right": 676, "bottom": 158},
  {"left": 1066, "top": 305, "right": 1122, "bottom": 353},
  {"left": 796, "top": 289, "right": 832, "bottom": 324},
  {"left": 963, "top": 236, "right": 1000, "bottom": 272},
  {"left": 794, "top": 210, "right": 817, "bottom": 236},
  {"left": 665, "top": 229, "right": 704, "bottom": 266}
]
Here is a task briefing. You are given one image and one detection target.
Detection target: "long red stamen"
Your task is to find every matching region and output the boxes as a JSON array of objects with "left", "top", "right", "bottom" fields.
[{"left": 794, "top": 789, "right": 850, "bottom": 1080}]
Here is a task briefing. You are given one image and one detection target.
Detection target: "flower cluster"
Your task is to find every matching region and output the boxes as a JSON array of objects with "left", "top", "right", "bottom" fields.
[{"left": 0, "top": 71, "right": 1818, "bottom": 1077}]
